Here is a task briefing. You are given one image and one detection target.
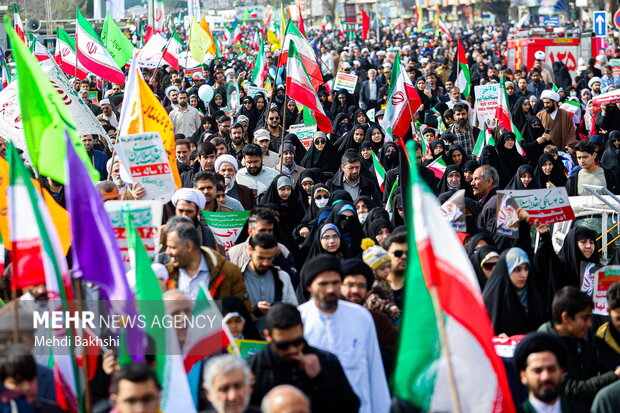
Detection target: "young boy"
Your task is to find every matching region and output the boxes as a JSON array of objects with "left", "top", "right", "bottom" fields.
[{"left": 595, "top": 282, "right": 620, "bottom": 372}]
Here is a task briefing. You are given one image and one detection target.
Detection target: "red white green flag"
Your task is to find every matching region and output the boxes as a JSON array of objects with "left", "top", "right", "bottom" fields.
[
  {"left": 426, "top": 157, "right": 447, "bottom": 179},
  {"left": 455, "top": 39, "right": 471, "bottom": 98},
  {"left": 472, "top": 123, "right": 495, "bottom": 158},
  {"left": 285, "top": 41, "right": 332, "bottom": 133},
  {"left": 162, "top": 29, "right": 184, "bottom": 71},
  {"left": 371, "top": 151, "right": 386, "bottom": 191},
  {"left": 380, "top": 52, "right": 421, "bottom": 143},
  {"left": 280, "top": 20, "right": 323, "bottom": 90},
  {"left": 76, "top": 9, "right": 125, "bottom": 85},
  {"left": 392, "top": 140, "right": 515, "bottom": 413},
  {"left": 12, "top": 4, "right": 25, "bottom": 43},
  {"left": 55, "top": 28, "right": 89, "bottom": 80},
  {"left": 438, "top": 18, "right": 452, "bottom": 41},
  {"left": 496, "top": 74, "right": 525, "bottom": 156},
  {"left": 251, "top": 35, "right": 267, "bottom": 87}
]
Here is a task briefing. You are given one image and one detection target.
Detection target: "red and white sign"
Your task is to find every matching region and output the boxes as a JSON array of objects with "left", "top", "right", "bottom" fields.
[
  {"left": 498, "top": 187, "right": 575, "bottom": 225},
  {"left": 592, "top": 89, "right": 620, "bottom": 106},
  {"left": 593, "top": 266, "right": 620, "bottom": 315}
]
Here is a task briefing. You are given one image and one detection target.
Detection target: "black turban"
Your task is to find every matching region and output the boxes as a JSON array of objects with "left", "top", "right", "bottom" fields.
[{"left": 513, "top": 332, "right": 568, "bottom": 373}]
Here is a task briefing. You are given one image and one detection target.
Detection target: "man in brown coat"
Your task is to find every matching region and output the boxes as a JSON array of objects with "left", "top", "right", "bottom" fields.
[
  {"left": 164, "top": 216, "right": 251, "bottom": 313},
  {"left": 536, "top": 90, "right": 577, "bottom": 152}
]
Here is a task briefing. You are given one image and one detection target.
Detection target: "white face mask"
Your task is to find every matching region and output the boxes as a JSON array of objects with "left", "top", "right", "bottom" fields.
[
  {"left": 315, "top": 198, "right": 328, "bottom": 208},
  {"left": 358, "top": 212, "right": 369, "bottom": 223}
]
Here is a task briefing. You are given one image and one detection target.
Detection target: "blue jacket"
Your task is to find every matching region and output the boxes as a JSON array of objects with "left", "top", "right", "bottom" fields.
[{"left": 92, "top": 150, "right": 108, "bottom": 180}]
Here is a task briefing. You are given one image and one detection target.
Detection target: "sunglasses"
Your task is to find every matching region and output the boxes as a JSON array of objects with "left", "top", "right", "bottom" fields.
[
  {"left": 391, "top": 249, "right": 406, "bottom": 258},
  {"left": 315, "top": 195, "right": 328, "bottom": 200},
  {"left": 269, "top": 117, "right": 280, "bottom": 121},
  {"left": 273, "top": 336, "right": 304, "bottom": 350},
  {"left": 315, "top": 139, "right": 326, "bottom": 144},
  {"left": 482, "top": 262, "right": 497, "bottom": 270}
]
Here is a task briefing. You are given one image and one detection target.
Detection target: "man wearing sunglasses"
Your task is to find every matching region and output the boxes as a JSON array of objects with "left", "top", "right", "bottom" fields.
[
  {"left": 298, "top": 254, "right": 390, "bottom": 413},
  {"left": 249, "top": 303, "right": 359, "bottom": 412},
  {"left": 384, "top": 232, "right": 407, "bottom": 310},
  {"left": 266, "top": 108, "right": 283, "bottom": 152}
]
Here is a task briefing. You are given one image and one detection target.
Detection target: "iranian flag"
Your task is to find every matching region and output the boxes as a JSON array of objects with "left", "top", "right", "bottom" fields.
[
  {"left": 472, "top": 123, "right": 495, "bottom": 158},
  {"left": 380, "top": 52, "right": 421, "bottom": 144},
  {"left": 251, "top": 37, "right": 267, "bottom": 87},
  {"left": 8, "top": 142, "right": 83, "bottom": 413},
  {"left": 455, "top": 39, "right": 471, "bottom": 98},
  {"left": 286, "top": 42, "right": 332, "bottom": 133},
  {"left": 1, "top": 59, "right": 11, "bottom": 88},
  {"left": 12, "top": 4, "right": 25, "bottom": 43},
  {"left": 438, "top": 18, "right": 452, "bottom": 41},
  {"left": 76, "top": 9, "right": 125, "bottom": 85},
  {"left": 371, "top": 151, "right": 386, "bottom": 191},
  {"left": 560, "top": 99, "right": 582, "bottom": 122},
  {"left": 426, "top": 157, "right": 447, "bottom": 179},
  {"left": 29, "top": 35, "right": 51, "bottom": 62},
  {"left": 280, "top": 21, "right": 323, "bottom": 90},
  {"left": 150, "top": 0, "right": 165, "bottom": 33},
  {"left": 56, "top": 28, "right": 89, "bottom": 80},
  {"left": 496, "top": 74, "right": 525, "bottom": 156},
  {"left": 361, "top": 7, "right": 370, "bottom": 40},
  {"left": 393, "top": 140, "right": 515, "bottom": 413},
  {"left": 183, "top": 285, "right": 234, "bottom": 372},
  {"left": 127, "top": 215, "right": 196, "bottom": 413},
  {"left": 162, "top": 29, "right": 184, "bottom": 71}
]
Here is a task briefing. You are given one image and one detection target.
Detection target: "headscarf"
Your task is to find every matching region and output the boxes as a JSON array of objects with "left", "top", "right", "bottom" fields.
[
  {"left": 437, "top": 164, "right": 464, "bottom": 194},
  {"left": 534, "top": 153, "right": 567, "bottom": 188},
  {"left": 446, "top": 144, "right": 470, "bottom": 168},
  {"left": 378, "top": 142, "right": 400, "bottom": 171},
  {"left": 364, "top": 125, "right": 385, "bottom": 153},
  {"left": 469, "top": 245, "right": 500, "bottom": 290},
  {"left": 478, "top": 145, "right": 512, "bottom": 189},
  {"left": 505, "top": 165, "right": 539, "bottom": 190},
  {"left": 306, "top": 222, "right": 348, "bottom": 261},
  {"left": 284, "top": 133, "right": 307, "bottom": 164},
  {"left": 294, "top": 168, "right": 325, "bottom": 211},
  {"left": 557, "top": 226, "right": 599, "bottom": 287},
  {"left": 300, "top": 132, "right": 340, "bottom": 176},
  {"left": 221, "top": 296, "right": 261, "bottom": 340},
  {"left": 300, "top": 183, "right": 330, "bottom": 225},
  {"left": 391, "top": 193, "right": 404, "bottom": 227},
  {"left": 462, "top": 160, "right": 480, "bottom": 179},
  {"left": 511, "top": 97, "right": 534, "bottom": 133},
  {"left": 259, "top": 174, "right": 304, "bottom": 236},
  {"left": 364, "top": 205, "right": 391, "bottom": 236},
  {"left": 336, "top": 124, "right": 367, "bottom": 155},
  {"left": 495, "top": 131, "right": 525, "bottom": 177},
  {"left": 328, "top": 201, "right": 365, "bottom": 257},
  {"left": 367, "top": 219, "right": 393, "bottom": 244},
  {"left": 239, "top": 95, "right": 258, "bottom": 135},
  {"left": 601, "top": 130, "right": 620, "bottom": 178},
  {"left": 482, "top": 248, "right": 547, "bottom": 336}
]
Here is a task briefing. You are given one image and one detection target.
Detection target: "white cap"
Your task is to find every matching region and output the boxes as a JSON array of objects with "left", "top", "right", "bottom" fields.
[
  {"left": 540, "top": 90, "right": 560, "bottom": 102},
  {"left": 588, "top": 77, "right": 602, "bottom": 88},
  {"left": 100, "top": 98, "right": 111, "bottom": 106},
  {"left": 534, "top": 51, "right": 545, "bottom": 61},
  {"left": 253, "top": 128, "right": 271, "bottom": 141}
]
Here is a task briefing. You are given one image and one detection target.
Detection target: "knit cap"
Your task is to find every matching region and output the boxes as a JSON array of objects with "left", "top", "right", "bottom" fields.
[{"left": 363, "top": 245, "right": 391, "bottom": 271}]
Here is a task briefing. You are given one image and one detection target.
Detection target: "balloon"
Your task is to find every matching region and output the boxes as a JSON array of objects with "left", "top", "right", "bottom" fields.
[{"left": 198, "top": 85, "right": 214, "bottom": 103}]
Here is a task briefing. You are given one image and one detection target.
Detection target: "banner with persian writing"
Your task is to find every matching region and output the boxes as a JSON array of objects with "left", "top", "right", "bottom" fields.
[
  {"left": 115, "top": 132, "right": 177, "bottom": 203},
  {"left": 104, "top": 200, "right": 163, "bottom": 271},
  {"left": 498, "top": 187, "right": 575, "bottom": 225}
]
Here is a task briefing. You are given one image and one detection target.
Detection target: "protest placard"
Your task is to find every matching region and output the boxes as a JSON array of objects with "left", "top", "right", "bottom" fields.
[
  {"left": 104, "top": 200, "right": 163, "bottom": 271},
  {"left": 334, "top": 72, "right": 358, "bottom": 94},
  {"left": 115, "top": 132, "right": 178, "bottom": 203},
  {"left": 247, "top": 86, "right": 267, "bottom": 99},
  {"left": 202, "top": 210, "right": 250, "bottom": 248},
  {"left": 498, "top": 187, "right": 575, "bottom": 225},
  {"left": 440, "top": 189, "right": 466, "bottom": 232},
  {"left": 288, "top": 124, "right": 317, "bottom": 149},
  {"left": 228, "top": 339, "right": 268, "bottom": 359},
  {"left": 611, "top": 59, "right": 620, "bottom": 77},
  {"left": 367, "top": 108, "right": 376, "bottom": 122},
  {"left": 474, "top": 83, "right": 499, "bottom": 126},
  {"left": 593, "top": 266, "right": 620, "bottom": 315},
  {"left": 496, "top": 192, "right": 520, "bottom": 239}
]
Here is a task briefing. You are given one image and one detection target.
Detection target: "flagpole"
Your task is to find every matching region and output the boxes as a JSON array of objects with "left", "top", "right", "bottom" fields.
[
  {"left": 74, "top": 278, "right": 93, "bottom": 413},
  {"left": 429, "top": 286, "right": 462, "bottom": 413},
  {"left": 278, "top": 94, "right": 288, "bottom": 173},
  {"left": 155, "top": 30, "right": 174, "bottom": 70}
]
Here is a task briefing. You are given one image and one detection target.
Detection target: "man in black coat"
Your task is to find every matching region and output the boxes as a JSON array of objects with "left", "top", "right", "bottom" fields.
[
  {"left": 248, "top": 304, "right": 360, "bottom": 413},
  {"left": 326, "top": 151, "right": 382, "bottom": 204}
]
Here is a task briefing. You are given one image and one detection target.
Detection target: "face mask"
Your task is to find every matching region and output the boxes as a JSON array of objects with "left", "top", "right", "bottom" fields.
[
  {"left": 338, "top": 215, "right": 355, "bottom": 232},
  {"left": 385, "top": 151, "right": 397, "bottom": 161},
  {"left": 315, "top": 198, "right": 328, "bottom": 208},
  {"left": 570, "top": 91, "right": 578, "bottom": 97},
  {"left": 358, "top": 212, "right": 369, "bottom": 223}
]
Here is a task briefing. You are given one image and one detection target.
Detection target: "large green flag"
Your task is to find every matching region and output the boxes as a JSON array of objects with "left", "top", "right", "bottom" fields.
[
  {"left": 101, "top": 13, "right": 135, "bottom": 67},
  {"left": 4, "top": 16, "right": 98, "bottom": 183}
]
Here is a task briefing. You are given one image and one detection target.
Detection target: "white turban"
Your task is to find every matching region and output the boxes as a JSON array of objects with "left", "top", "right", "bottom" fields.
[
  {"left": 171, "top": 188, "right": 206, "bottom": 210},
  {"left": 215, "top": 154, "right": 239, "bottom": 173},
  {"left": 588, "top": 77, "right": 602, "bottom": 89},
  {"left": 540, "top": 90, "right": 560, "bottom": 102}
]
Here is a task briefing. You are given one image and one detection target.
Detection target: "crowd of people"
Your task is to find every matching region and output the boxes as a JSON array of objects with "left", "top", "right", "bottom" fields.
[{"left": 4, "top": 12, "right": 620, "bottom": 413}]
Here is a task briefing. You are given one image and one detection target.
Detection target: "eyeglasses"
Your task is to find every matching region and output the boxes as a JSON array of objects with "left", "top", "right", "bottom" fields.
[
  {"left": 391, "top": 249, "right": 406, "bottom": 258},
  {"left": 482, "top": 262, "right": 497, "bottom": 270},
  {"left": 244, "top": 101, "right": 252, "bottom": 105},
  {"left": 273, "top": 336, "right": 304, "bottom": 350},
  {"left": 314, "top": 195, "right": 328, "bottom": 200},
  {"left": 269, "top": 117, "right": 280, "bottom": 121},
  {"left": 321, "top": 234, "right": 340, "bottom": 241},
  {"left": 315, "top": 139, "right": 326, "bottom": 145}
]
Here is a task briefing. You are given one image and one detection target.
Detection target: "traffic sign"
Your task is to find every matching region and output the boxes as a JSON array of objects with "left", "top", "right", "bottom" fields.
[
  {"left": 594, "top": 11, "right": 608, "bottom": 37},
  {"left": 614, "top": 10, "right": 620, "bottom": 30}
]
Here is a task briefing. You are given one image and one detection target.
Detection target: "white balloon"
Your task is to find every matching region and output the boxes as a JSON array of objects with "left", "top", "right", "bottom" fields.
[{"left": 198, "top": 85, "right": 214, "bottom": 103}]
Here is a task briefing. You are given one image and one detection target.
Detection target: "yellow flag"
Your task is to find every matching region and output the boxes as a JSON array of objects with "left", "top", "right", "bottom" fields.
[
  {"left": 189, "top": 17, "right": 209, "bottom": 63},
  {"left": 267, "top": 29, "right": 281, "bottom": 50},
  {"left": 200, "top": 18, "right": 217, "bottom": 56},
  {"left": 0, "top": 157, "right": 72, "bottom": 254},
  {"left": 119, "top": 60, "right": 182, "bottom": 188},
  {"left": 280, "top": 4, "right": 287, "bottom": 42}
]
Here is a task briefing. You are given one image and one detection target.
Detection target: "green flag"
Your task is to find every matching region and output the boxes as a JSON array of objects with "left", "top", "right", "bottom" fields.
[
  {"left": 302, "top": 106, "right": 316, "bottom": 126},
  {"left": 101, "top": 13, "right": 135, "bottom": 67},
  {"left": 3, "top": 16, "right": 98, "bottom": 184}
]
